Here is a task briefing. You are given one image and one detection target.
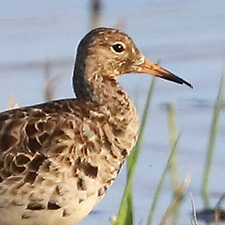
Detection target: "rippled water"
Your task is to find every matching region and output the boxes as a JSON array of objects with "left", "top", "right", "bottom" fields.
[{"left": 0, "top": 1, "right": 225, "bottom": 224}]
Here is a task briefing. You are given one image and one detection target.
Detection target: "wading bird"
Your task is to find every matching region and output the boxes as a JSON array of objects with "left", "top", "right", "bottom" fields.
[{"left": 0, "top": 27, "right": 192, "bottom": 225}]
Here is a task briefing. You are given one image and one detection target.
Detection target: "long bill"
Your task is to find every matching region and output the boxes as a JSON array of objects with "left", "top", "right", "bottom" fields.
[{"left": 139, "top": 59, "right": 193, "bottom": 88}]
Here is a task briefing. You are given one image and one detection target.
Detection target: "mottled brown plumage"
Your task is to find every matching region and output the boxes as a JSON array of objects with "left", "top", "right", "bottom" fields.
[{"left": 0, "top": 27, "right": 192, "bottom": 225}]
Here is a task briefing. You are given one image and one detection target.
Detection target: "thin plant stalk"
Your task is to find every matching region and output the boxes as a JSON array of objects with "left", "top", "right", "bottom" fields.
[
  {"left": 89, "top": 0, "right": 101, "bottom": 29},
  {"left": 7, "top": 95, "right": 19, "bottom": 109},
  {"left": 167, "top": 104, "right": 179, "bottom": 192},
  {"left": 146, "top": 135, "right": 181, "bottom": 225},
  {"left": 190, "top": 192, "right": 198, "bottom": 225},
  {"left": 167, "top": 104, "right": 180, "bottom": 225},
  {"left": 201, "top": 72, "right": 224, "bottom": 207}
]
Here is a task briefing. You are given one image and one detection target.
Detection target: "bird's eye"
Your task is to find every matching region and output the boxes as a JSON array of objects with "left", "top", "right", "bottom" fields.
[{"left": 111, "top": 43, "right": 125, "bottom": 53}]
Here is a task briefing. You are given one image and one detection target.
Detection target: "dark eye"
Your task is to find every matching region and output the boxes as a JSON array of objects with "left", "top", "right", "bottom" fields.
[{"left": 111, "top": 43, "right": 125, "bottom": 53}]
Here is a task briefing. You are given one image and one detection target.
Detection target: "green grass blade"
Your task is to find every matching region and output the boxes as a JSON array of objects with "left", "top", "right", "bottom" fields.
[
  {"left": 201, "top": 72, "right": 224, "bottom": 207},
  {"left": 124, "top": 187, "right": 134, "bottom": 225},
  {"left": 167, "top": 104, "right": 180, "bottom": 225},
  {"left": 146, "top": 134, "right": 181, "bottom": 225},
  {"left": 167, "top": 104, "right": 179, "bottom": 193},
  {"left": 113, "top": 77, "right": 156, "bottom": 225}
]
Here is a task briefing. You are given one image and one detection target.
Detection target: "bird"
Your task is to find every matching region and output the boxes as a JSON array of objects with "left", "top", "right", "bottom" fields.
[{"left": 0, "top": 27, "right": 192, "bottom": 225}]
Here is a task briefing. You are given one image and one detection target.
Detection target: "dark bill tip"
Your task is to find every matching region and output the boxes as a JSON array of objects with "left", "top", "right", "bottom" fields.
[
  {"left": 159, "top": 70, "right": 193, "bottom": 89},
  {"left": 139, "top": 59, "right": 193, "bottom": 89}
]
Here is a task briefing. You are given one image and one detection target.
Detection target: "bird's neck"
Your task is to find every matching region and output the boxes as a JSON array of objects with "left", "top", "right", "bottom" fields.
[
  {"left": 73, "top": 65, "right": 139, "bottom": 170},
  {"left": 73, "top": 65, "right": 128, "bottom": 106},
  {"left": 73, "top": 68, "right": 139, "bottom": 168}
]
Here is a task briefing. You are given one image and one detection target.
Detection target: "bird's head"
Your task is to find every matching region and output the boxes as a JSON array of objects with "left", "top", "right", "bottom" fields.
[{"left": 74, "top": 27, "right": 192, "bottom": 88}]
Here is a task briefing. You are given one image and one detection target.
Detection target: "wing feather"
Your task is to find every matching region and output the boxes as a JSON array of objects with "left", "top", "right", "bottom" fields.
[{"left": 0, "top": 99, "right": 97, "bottom": 182}]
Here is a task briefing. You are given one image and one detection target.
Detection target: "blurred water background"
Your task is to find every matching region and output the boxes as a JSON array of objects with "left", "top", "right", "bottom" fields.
[{"left": 0, "top": 0, "right": 225, "bottom": 224}]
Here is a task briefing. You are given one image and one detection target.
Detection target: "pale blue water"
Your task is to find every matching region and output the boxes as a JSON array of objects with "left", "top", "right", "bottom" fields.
[{"left": 0, "top": 1, "right": 225, "bottom": 224}]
